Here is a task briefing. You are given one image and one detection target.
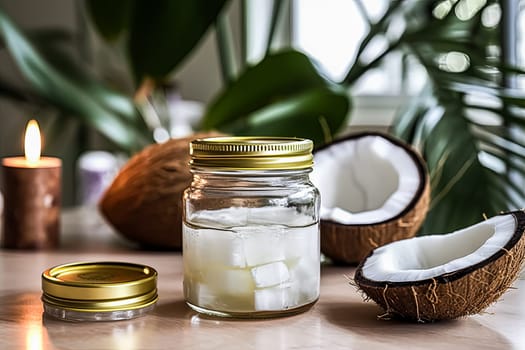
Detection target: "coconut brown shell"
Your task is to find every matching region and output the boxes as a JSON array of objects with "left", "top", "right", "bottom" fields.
[
  {"left": 99, "top": 132, "right": 220, "bottom": 249},
  {"left": 319, "top": 132, "right": 430, "bottom": 264},
  {"left": 354, "top": 210, "right": 525, "bottom": 322}
]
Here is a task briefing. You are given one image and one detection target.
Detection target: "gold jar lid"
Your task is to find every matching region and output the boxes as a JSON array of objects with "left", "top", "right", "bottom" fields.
[
  {"left": 190, "top": 136, "right": 314, "bottom": 170},
  {"left": 42, "top": 262, "right": 158, "bottom": 312}
]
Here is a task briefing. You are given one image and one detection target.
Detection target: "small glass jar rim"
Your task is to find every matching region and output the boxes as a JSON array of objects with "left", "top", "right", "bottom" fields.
[{"left": 43, "top": 302, "right": 156, "bottom": 322}]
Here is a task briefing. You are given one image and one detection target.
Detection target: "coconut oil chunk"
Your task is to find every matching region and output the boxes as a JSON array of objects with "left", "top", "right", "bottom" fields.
[
  {"left": 184, "top": 227, "right": 247, "bottom": 268},
  {"left": 255, "top": 285, "right": 293, "bottom": 311},
  {"left": 251, "top": 262, "right": 290, "bottom": 288},
  {"left": 289, "top": 258, "right": 320, "bottom": 298},
  {"left": 242, "top": 227, "right": 286, "bottom": 266},
  {"left": 205, "top": 268, "right": 254, "bottom": 295},
  {"left": 183, "top": 207, "right": 319, "bottom": 314}
]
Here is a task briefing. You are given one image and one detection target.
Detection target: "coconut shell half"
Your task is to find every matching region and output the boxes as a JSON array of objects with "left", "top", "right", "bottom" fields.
[
  {"left": 354, "top": 210, "right": 525, "bottom": 322},
  {"left": 99, "top": 132, "right": 220, "bottom": 249},
  {"left": 313, "top": 132, "right": 430, "bottom": 264}
]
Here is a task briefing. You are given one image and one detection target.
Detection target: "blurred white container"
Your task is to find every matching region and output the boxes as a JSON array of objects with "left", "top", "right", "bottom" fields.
[{"left": 77, "top": 151, "right": 121, "bottom": 205}]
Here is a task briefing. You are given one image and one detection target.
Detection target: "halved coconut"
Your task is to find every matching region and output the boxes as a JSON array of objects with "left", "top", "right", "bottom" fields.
[
  {"left": 310, "top": 132, "right": 429, "bottom": 264},
  {"left": 355, "top": 211, "right": 525, "bottom": 322}
]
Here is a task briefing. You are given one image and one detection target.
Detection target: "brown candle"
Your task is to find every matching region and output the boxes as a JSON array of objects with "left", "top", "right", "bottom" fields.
[{"left": 1, "top": 120, "right": 61, "bottom": 249}]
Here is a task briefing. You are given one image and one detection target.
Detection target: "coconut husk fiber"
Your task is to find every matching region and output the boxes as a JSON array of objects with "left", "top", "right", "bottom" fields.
[
  {"left": 99, "top": 132, "right": 220, "bottom": 249},
  {"left": 354, "top": 210, "right": 525, "bottom": 322}
]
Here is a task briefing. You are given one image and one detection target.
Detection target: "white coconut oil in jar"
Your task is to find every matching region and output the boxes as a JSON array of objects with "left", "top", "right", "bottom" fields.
[{"left": 183, "top": 137, "right": 320, "bottom": 318}]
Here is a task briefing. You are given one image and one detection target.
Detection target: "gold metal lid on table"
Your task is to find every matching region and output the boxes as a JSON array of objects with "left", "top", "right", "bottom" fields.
[
  {"left": 41, "top": 261, "right": 158, "bottom": 313},
  {"left": 190, "top": 136, "right": 314, "bottom": 170}
]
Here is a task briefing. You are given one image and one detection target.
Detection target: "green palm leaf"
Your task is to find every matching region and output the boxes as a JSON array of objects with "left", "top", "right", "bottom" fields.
[{"left": 391, "top": 0, "right": 525, "bottom": 233}]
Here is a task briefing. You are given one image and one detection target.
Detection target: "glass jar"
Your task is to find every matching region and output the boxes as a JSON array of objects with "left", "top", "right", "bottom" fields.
[{"left": 183, "top": 137, "right": 320, "bottom": 318}]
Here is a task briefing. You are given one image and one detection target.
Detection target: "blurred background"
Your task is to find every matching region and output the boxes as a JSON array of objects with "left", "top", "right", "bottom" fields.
[
  {"left": 0, "top": 0, "right": 524, "bottom": 233},
  {"left": 0, "top": 0, "right": 231, "bottom": 205}
]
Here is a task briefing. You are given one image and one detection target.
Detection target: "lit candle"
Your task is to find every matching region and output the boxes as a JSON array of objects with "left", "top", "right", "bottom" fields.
[{"left": 1, "top": 120, "right": 61, "bottom": 249}]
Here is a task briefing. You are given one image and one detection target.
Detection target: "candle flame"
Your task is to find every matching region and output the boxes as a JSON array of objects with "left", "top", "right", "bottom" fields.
[{"left": 24, "top": 119, "right": 41, "bottom": 164}]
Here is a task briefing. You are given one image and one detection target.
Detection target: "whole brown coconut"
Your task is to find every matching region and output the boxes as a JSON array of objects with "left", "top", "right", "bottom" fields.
[
  {"left": 99, "top": 132, "right": 220, "bottom": 249},
  {"left": 354, "top": 210, "right": 525, "bottom": 322},
  {"left": 311, "top": 132, "right": 430, "bottom": 264}
]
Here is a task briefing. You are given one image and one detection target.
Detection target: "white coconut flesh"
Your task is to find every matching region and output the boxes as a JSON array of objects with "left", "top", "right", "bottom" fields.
[
  {"left": 361, "top": 214, "right": 516, "bottom": 282},
  {"left": 311, "top": 135, "right": 422, "bottom": 225}
]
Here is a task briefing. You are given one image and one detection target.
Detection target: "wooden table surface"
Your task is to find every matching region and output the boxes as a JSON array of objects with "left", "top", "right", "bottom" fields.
[{"left": 0, "top": 207, "right": 523, "bottom": 350}]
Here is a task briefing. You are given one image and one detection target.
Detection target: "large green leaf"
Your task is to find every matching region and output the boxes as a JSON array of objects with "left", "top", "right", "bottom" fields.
[
  {"left": 86, "top": 0, "right": 133, "bottom": 41},
  {"left": 0, "top": 9, "right": 147, "bottom": 151},
  {"left": 202, "top": 50, "right": 350, "bottom": 145},
  {"left": 390, "top": 0, "right": 525, "bottom": 233},
  {"left": 28, "top": 31, "right": 141, "bottom": 127},
  {"left": 215, "top": 11, "right": 238, "bottom": 83},
  {"left": 128, "top": 0, "right": 228, "bottom": 82},
  {"left": 417, "top": 98, "right": 502, "bottom": 232},
  {"left": 220, "top": 86, "right": 350, "bottom": 146}
]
